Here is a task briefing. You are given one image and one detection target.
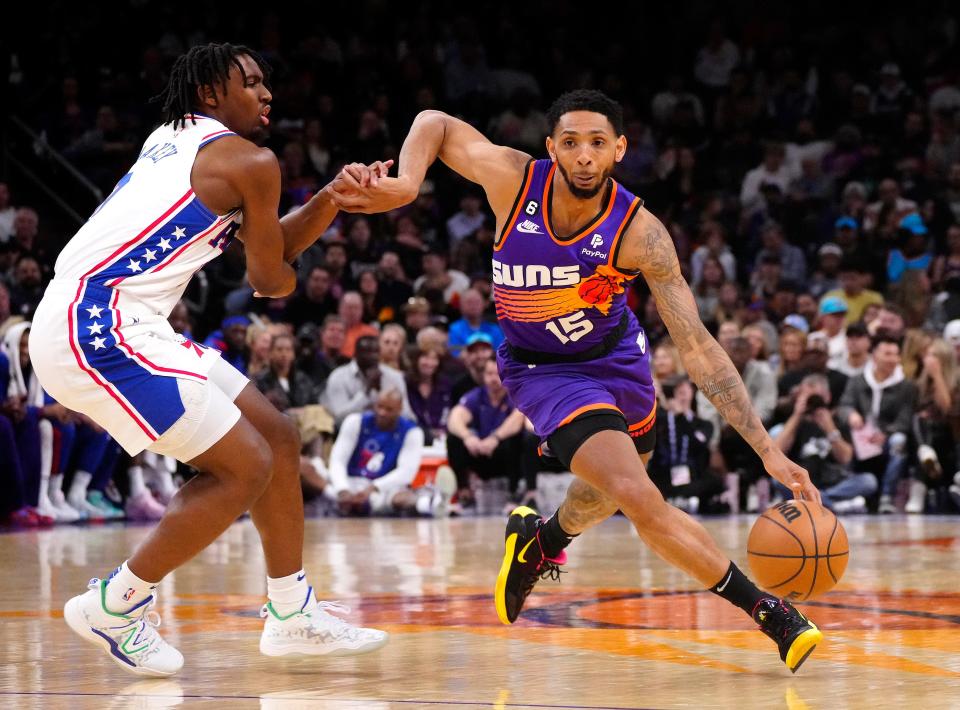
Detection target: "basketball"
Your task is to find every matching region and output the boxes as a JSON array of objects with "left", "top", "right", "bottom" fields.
[{"left": 747, "top": 500, "right": 849, "bottom": 601}]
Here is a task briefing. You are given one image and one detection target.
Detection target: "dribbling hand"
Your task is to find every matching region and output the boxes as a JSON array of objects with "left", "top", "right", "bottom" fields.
[{"left": 762, "top": 448, "right": 822, "bottom": 507}]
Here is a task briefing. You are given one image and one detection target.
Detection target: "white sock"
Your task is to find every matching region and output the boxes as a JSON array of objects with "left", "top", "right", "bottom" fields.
[
  {"left": 104, "top": 561, "right": 159, "bottom": 613},
  {"left": 128, "top": 465, "right": 147, "bottom": 498},
  {"left": 267, "top": 569, "right": 314, "bottom": 617},
  {"left": 67, "top": 471, "right": 93, "bottom": 505}
]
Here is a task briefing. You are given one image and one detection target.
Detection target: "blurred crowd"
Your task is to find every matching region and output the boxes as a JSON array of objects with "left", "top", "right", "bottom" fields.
[{"left": 6, "top": 2, "right": 960, "bottom": 524}]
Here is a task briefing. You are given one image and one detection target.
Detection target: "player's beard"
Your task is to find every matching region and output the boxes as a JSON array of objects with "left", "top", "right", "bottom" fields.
[{"left": 556, "top": 162, "right": 612, "bottom": 200}]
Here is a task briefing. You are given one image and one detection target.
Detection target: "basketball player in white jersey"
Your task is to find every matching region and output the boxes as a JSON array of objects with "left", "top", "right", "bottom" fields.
[{"left": 30, "top": 43, "right": 389, "bottom": 677}]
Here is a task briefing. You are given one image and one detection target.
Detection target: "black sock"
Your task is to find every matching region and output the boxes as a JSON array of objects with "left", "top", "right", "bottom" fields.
[
  {"left": 709, "top": 562, "right": 769, "bottom": 616},
  {"left": 538, "top": 512, "right": 578, "bottom": 559}
]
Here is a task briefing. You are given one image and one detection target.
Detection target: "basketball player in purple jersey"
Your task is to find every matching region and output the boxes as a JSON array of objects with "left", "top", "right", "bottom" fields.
[{"left": 334, "top": 90, "right": 824, "bottom": 672}]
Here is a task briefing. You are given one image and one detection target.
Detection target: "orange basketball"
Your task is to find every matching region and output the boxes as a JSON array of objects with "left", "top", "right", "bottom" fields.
[{"left": 747, "top": 500, "right": 849, "bottom": 601}]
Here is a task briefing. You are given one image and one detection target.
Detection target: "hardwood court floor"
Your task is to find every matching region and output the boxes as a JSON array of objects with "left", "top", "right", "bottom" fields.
[{"left": 2, "top": 514, "right": 960, "bottom": 709}]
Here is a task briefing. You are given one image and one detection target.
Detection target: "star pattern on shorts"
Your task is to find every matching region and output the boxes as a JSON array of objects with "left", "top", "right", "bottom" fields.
[
  {"left": 90, "top": 336, "right": 107, "bottom": 351},
  {"left": 87, "top": 322, "right": 104, "bottom": 335},
  {"left": 127, "top": 258, "right": 142, "bottom": 273},
  {"left": 172, "top": 226, "right": 187, "bottom": 239},
  {"left": 86, "top": 305, "right": 104, "bottom": 319},
  {"left": 157, "top": 237, "right": 172, "bottom": 252},
  {"left": 142, "top": 248, "right": 158, "bottom": 263}
]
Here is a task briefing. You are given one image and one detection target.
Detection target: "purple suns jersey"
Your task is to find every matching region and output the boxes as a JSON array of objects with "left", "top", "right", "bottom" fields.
[{"left": 493, "top": 159, "right": 645, "bottom": 357}]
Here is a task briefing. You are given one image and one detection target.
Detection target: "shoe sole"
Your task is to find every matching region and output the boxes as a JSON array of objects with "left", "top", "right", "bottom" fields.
[
  {"left": 494, "top": 505, "right": 538, "bottom": 625},
  {"left": 63, "top": 596, "right": 179, "bottom": 678},
  {"left": 259, "top": 633, "right": 388, "bottom": 657},
  {"left": 785, "top": 625, "right": 822, "bottom": 673}
]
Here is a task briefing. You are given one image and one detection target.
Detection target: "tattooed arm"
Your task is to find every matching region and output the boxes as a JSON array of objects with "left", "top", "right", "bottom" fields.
[{"left": 617, "top": 208, "right": 821, "bottom": 504}]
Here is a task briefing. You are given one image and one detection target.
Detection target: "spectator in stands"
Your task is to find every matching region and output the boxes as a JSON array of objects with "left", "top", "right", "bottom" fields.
[
  {"left": 647, "top": 376, "right": 720, "bottom": 514},
  {"left": 753, "top": 221, "right": 807, "bottom": 285},
  {"left": 322, "top": 240, "right": 352, "bottom": 299},
  {"left": 322, "top": 334, "right": 411, "bottom": 426},
  {"left": 839, "top": 333, "right": 917, "bottom": 513},
  {"left": 9, "top": 208, "right": 52, "bottom": 277},
  {"left": 446, "top": 191, "right": 487, "bottom": 246},
  {"left": 339, "top": 290, "right": 379, "bottom": 358},
  {"left": 864, "top": 178, "right": 918, "bottom": 234},
  {"left": 812, "top": 296, "right": 849, "bottom": 370},
  {"left": 810, "top": 243, "right": 843, "bottom": 299},
  {"left": 300, "top": 314, "right": 349, "bottom": 388},
  {"left": 282, "top": 265, "right": 337, "bottom": 332},
  {"left": 0, "top": 183, "right": 15, "bottom": 242},
  {"left": 907, "top": 338, "right": 960, "bottom": 512},
  {"left": 254, "top": 333, "right": 318, "bottom": 410},
  {"left": 740, "top": 143, "right": 795, "bottom": 209},
  {"left": 406, "top": 346, "right": 452, "bottom": 444},
  {"left": 822, "top": 259, "right": 884, "bottom": 324},
  {"left": 446, "top": 358, "right": 525, "bottom": 506},
  {"left": 693, "top": 255, "right": 725, "bottom": 324},
  {"left": 203, "top": 315, "right": 250, "bottom": 375},
  {"left": 652, "top": 339, "right": 685, "bottom": 403},
  {"left": 378, "top": 323, "right": 409, "bottom": 372},
  {"left": 9, "top": 256, "right": 45, "bottom": 318},
  {"left": 402, "top": 296, "right": 432, "bottom": 342},
  {"left": 834, "top": 322, "right": 872, "bottom": 377},
  {"left": 775, "top": 326, "right": 807, "bottom": 379},
  {"left": 451, "top": 332, "right": 495, "bottom": 403},
  {"left": 414, "top": 247, "right": 469, "bottom": 307},
  {"left": 245, "top": 324, "right": 273, "bottom": 379},
  {"left": 771, "top": 374, "right": 876, "bottom": 514},
  {"left": 690, "top": 221, "right": 736, "bottom": 286},
  {"left": 448, "top": 289, "right": 503, "bottom": 356},
  {"left": 375, "top": 251, "right": 413, "bottom": 320},
  {"left": 869, "top": 302, "right": 907, "bottom": 339},
  {"left": 693, "top": 20, "right": 741, "bottom": 91},
  {"left": 326, "top": 389, "right": 437, "bottom": 516}
]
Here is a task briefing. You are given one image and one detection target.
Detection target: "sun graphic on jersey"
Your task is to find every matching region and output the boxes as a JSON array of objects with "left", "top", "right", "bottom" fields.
[{"left": 494, "top": 265, "right": 626, "bottom": 323}]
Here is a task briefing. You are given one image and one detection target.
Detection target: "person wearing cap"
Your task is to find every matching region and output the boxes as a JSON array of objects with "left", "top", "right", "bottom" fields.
[
  {"left": 834, "top": 322, "right": 871, "bottom": 378},
  {"left": 821, "top": 258, "right": 883, "bottom": 325},
  {"left": 810, "top": 243, "right": 843, "bottom": 298},
  {"left": 812, "top": 297, "right": 849, "bottom": 370},
  {"left": 451, "top": 333, "right": 495, "bottom": 403},
  {"left": 448, "top": 289, "right": 504, "bottom": 357},
  {"left": 203, "top": 315, "right": 251, "bottom": 375}
]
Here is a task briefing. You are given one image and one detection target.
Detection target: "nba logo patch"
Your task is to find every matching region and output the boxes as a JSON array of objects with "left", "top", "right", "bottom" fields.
[
  {"left": 590, "top": 234, "right": 604, "bottom": 249},
  {"left": 636, "top": 331, "right": 646, "bottom": 354}
]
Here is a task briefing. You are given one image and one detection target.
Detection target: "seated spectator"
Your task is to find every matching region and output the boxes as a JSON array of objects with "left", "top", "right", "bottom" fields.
[
  {"left": 868, "top": 302, "right": 907, "bottom": 339},
  {"left": 9, "top": 256, "right": 45, "bottom": 318},
  {"left": 888, "top": 215, "right": 934, "bottom": 326},
  {"left": 338, "top": 291, "right": 379, "bottom": 359},
  {"left": 414, "top": 247, "right": 470, "bottom": 308},
  {"left": 203, "top": 314, "right": 251, "bottom": 375},
  {"left": 299, "top": 314, "right": 349, "bottom": 388},
  {"left": 378, "top": 323, "right": 409, "bottom": 372},
  {"left": 9, "top": 207, "right": 53, "bottom": 277},
  {"left": 778, "top": 331, "right": 849, "bottom": 406},
  {"left": 809, "top": 243, "right": 843, "bottom": 299},
  {"left": 322, "top": 240, "right": 352, "bottom": 299},
  {"left": 246, "top": 323, "right": 273, "bottom": 379},
  {"left": 863, "top": 178, "right": 917, "bottom": 234},
  {"left": 402, "top": 296, "right": 432, "bottom": 343},
  {"left": 834, "top": 322, "right": 871, "bottom": 377},
  {"left": 417, "top": 326, "right": 464, "bottom": 383},
  {"left": 908, "top": 338, "right": 960, "bottom": 512},
  {"left": 254, "top": 333, "right": 318, "bottom": 410},
  {"left": 325, "top": 390, "right": 441, "bottom": 516},
  {"left": 651, "top": 339, "right": 685, "bottom": 403},
  {"left": 446, "top": 191, "right": 487, "bottom": 246},
  {"left": 374, "top": 251, "right": 413, "bottom": 320},
  {"left": 690, "top": 221, "right": 736, "bottom": 286},
  {"left": 770, "top": 374, "right": 877, "bottom": 514},
  {"left": 822, "top": 259, "right": 884, "bottom": 325},
  {"left": 647, "top": 376, "right": 721, "bottom": 514},
  {"left": 740, "top": 143, "right": 796, "bottom": 210},
  {"left": 282, "top": 265, "right": 337, "bottom": 332},
  {"left": 406, "top": 346, "right": 453, "bottom": 444},
  {"left": 451, "top": 333, "right": 495, "bottom": 403},
  {"left": 838, "top": 333, "right": 917, "bottom": 513},
  {"left": 812, "top": 296, "right": 849, "bottom": 370},
  {"left": 775, "top": 325, "right": 807, "bottom": 380},
  {"left": 753, "top": 221, "right": 807, "bottom": 285},
  {"left": 446, "top": 358, "right": 526, "bottom": 507},
  {"left": 322, "top": 334, "right": 412, "bottom": 426},
  {"left": 448, "top": 288, "right": 503, "bottom": 356},
  {"left": 693, "top": 256, "right": 725, "bottom": 324},
  {"left": 0, "top": 182, "right": 15, "bottom": 242}
]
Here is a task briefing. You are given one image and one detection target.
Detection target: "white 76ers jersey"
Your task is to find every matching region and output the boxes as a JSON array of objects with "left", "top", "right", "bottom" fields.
[{"left": 52, "top": 115, "right": 242, "bottom": 318}]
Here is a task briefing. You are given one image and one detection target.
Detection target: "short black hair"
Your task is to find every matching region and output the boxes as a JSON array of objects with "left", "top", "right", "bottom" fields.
[
  {"left": 870, "top": 331, "right": 902, "bottom": 352},
  {"left": 153, "top": 42, "right": 270, "bottom": 130},
  {"left": 546, "top": 90, "right": 624, "bottom": 136}
]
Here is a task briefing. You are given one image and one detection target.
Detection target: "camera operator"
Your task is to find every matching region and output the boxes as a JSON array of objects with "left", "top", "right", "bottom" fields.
[{"left": 770, "top": 373, "right": 877, "bottom": 513}]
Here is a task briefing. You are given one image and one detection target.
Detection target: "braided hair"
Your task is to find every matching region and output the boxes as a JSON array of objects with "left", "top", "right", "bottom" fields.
[{"left": 153, "top": 42, "right": 271, "bottom": 129}]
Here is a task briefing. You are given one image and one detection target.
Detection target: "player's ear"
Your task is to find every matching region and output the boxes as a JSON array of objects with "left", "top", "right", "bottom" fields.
[
  {"left": 615, "top": 134, "right": 627, "bottom": 163},
  {"left": 545, "top": 136, "right": 556, "bottom": 162},
  {"left": 197, "top": 83, "right": 219, "bottom": 109}
]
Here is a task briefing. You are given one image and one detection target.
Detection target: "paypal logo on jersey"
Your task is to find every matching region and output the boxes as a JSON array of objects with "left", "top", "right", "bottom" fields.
[
  {"left": 140, "top": 143, "right": 178, "bottom": 163},
  {"left": 580, "top": 233, "right": 608, "bottom": 260},
  {"left": 492, "top": 258, "right": 580, "bottom": 287}
]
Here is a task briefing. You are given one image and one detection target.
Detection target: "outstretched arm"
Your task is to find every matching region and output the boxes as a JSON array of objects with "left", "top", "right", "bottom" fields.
[
  {"left": 617, "top": 207, "right": 821, "bottom": 503},
  {"left": 330, "top": 110, "right": 530, "bottom": 224}
]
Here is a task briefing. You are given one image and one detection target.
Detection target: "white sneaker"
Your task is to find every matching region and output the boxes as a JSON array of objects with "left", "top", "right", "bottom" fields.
[
  {"left": 833, "top": 496, "right": 867, "bottom": 514},
  {"left": 431, "top": 465, "right": 458, "bottom": 518},
  {"left": 259, "top": 594, "right": 388, "bottom": 657},
  {"left": 905, "top": 480, "right": 927, "bottom": 514},
  {"left": 48, "top": 487, "right": 82, "bottom": 523},
  {"left": 918, "top": 444, "right": 942, "bottom": 478},
  {"left": 63, "top": 578, "right": 183, "bottom": 677},
  {"left": 879, "top": 494, "right": 897, "bottom": 514}
]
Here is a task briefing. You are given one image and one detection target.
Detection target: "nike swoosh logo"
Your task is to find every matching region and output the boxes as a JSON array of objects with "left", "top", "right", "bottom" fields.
[
  {"left": 297, "top": 573, "right": 305, "bottom": 581},
  {"left": 516, "top": 224, "right": 542, "bottom": 234},
  {"left": 716, "top": 571, "right": 733, "bottom": 593},
  {"left": 517, "top": 538, "right": 536, "bottom": 564}
]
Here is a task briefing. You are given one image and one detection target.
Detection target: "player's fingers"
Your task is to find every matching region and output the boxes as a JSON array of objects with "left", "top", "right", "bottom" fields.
[{"left": 338, "top": 167, "right": 362, "bottom": 190}]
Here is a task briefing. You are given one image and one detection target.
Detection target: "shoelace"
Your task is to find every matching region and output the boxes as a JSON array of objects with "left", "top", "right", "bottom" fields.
[
  {"left": 755, "top": 600, "right": 799, "bottom": 641},
  {"left": 88, "top": 578, "right": 164, "bottom": 654}
]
